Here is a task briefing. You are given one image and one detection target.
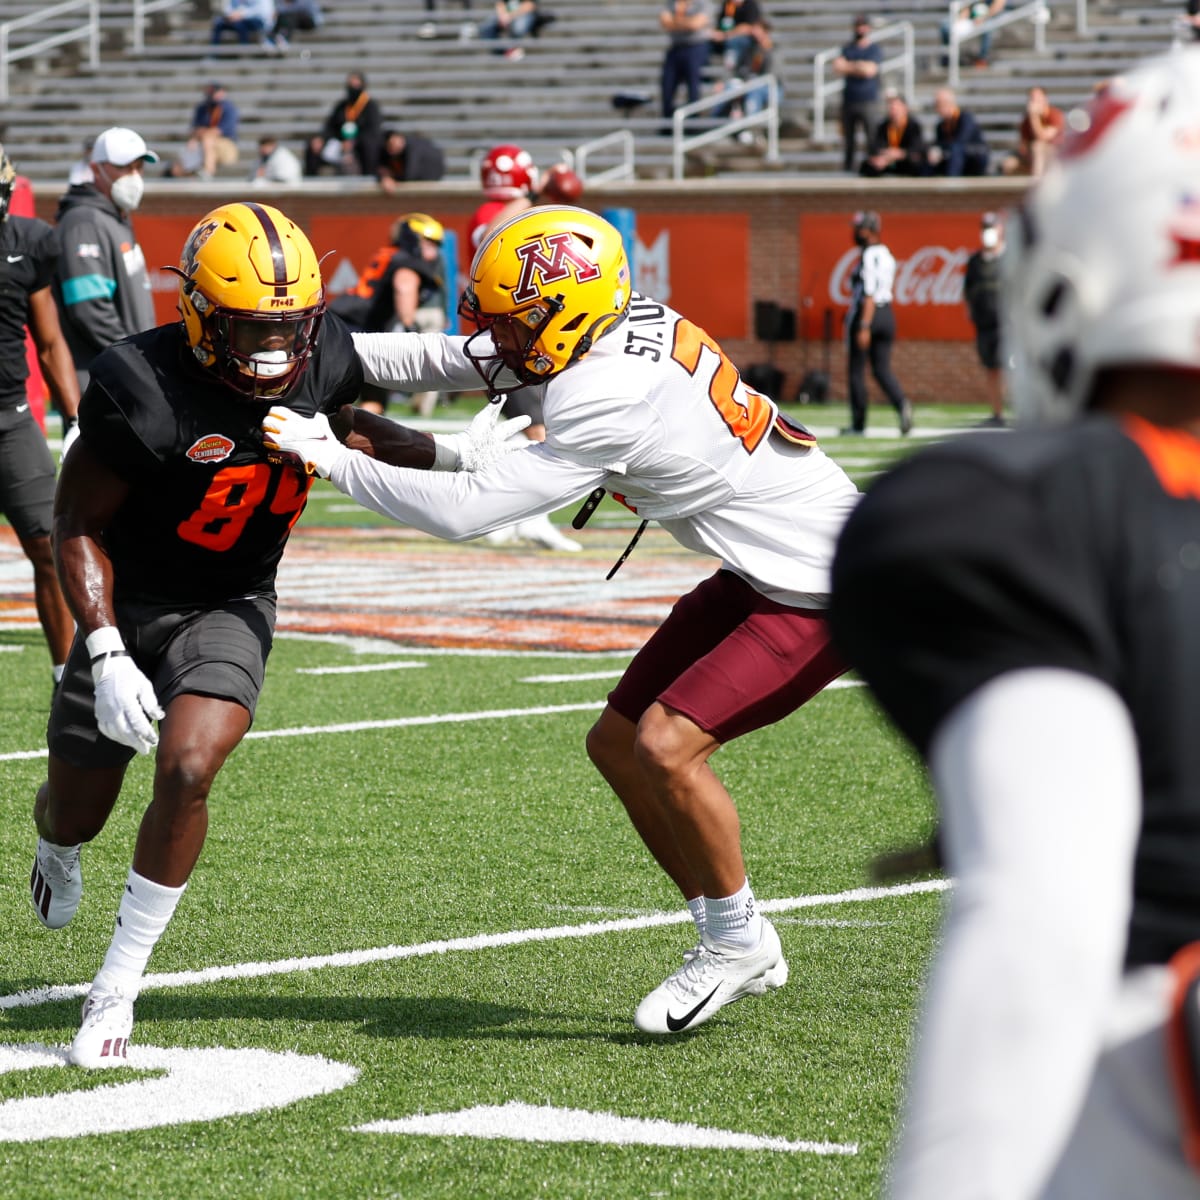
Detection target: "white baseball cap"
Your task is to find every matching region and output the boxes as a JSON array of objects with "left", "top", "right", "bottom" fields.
[{"left": 90, "top": 127, "right": 159, "bottom": 167}]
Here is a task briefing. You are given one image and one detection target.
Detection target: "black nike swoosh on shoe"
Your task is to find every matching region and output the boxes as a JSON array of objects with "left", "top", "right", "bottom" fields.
[{"left": 665, "top": 984, "right": 722, "bottom": 1032}]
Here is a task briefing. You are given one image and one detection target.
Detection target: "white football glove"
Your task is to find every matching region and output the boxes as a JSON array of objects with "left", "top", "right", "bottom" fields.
[
  {"left": 86, "top": 628, "right": 164, "bottom": 756},
  {"left": 261, "top": 407, "right": 348, "bottom": 479},
  {"left": 60, "top": 417, "right": 80, "bottom": 466},
  {"left": 431, "top": 400, "right": 532, "bottom": 473}
]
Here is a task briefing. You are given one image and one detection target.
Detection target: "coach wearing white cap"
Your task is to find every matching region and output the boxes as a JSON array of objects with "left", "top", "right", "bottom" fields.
[{"left": 52, "top": 127, "right": 159, "bottom": 392}]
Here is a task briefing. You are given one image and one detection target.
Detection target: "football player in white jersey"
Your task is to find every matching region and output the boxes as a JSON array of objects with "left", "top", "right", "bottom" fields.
[{"left": 264, "top": 205, "right": 861, "bottom": 1034}]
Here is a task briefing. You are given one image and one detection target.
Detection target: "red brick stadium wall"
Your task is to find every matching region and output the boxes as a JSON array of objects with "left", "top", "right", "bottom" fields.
[{"left": 32, "top": 178, "right": 1030, "bottom": 407}]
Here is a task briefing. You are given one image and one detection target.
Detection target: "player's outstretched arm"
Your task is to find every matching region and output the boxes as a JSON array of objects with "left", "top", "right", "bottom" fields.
[
  {"left": 330, "top": 404, "right": 437, "bottom": 469},
  {"left": 267, "top": 403, "right": 531, "bottom": 478}
]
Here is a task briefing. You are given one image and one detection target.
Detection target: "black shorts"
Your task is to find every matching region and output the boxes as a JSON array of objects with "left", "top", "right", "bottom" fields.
[
  {"left": 0, "top": 404, "right": 55, "bottom": 541},
  {"left": 975, "top": 326, "right": 1001, "bottom": 371},
  {"left": 47, "top": 595, "right": 276, "bottom": 768}
]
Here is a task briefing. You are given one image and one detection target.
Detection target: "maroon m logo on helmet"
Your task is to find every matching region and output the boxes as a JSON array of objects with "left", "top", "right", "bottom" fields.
[{"left": 511, "top": 233, "right": 601, "bottom": 304}]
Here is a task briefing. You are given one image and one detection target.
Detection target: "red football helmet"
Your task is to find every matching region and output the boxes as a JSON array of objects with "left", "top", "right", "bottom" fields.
[
  {"left": 480, "top": 143, "right": 538, "bottom": 200},
  {"left": 540, "top": 163, "right": 584, "bottom": 203}
]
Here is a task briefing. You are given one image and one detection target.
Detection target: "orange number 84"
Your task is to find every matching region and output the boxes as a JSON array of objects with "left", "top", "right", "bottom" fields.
[{"left": 176, "top": 463, "right": 311, "bottom": 552}]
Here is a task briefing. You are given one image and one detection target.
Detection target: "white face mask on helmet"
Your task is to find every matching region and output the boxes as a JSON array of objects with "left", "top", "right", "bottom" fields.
[
  {"left": 1005, "top": 49, "right": 1200, "bottom": 427},
  {"left": 99, "top": 165, "right": 144, "bottom": 212},
  {"left": 980, "top": 227, "right": 1001, "bottom": 250}
]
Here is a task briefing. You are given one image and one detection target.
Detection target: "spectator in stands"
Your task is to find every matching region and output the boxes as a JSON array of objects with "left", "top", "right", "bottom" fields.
[
  {"left": 249, "top": 135, "right": 303, "bottom": 185},
  {"left": 167, "top": 83, "right": 239, "bottom": 181},
  {"left": 859, "top": 90, "right": 926, "bottom": 178},
  {"left": 67, "top": 137, "right": 93, "bottom": 188},
  {"left": 53, "top": 128, "right": 158, "bottom": 394},
  {"left": 925, "top": 86, "right": 989, "bottom": 176},
  {"left": 268, "top": 0, "right": 323, "bottom": 51},
  {"left": 480, "top": 0, "right": 540, "bottom": 61},
  {"left": 308, "top": 71, "right": 384, "bottom": 177},
  {"left": 963, "top": 211, "right": 1007, "bottom": 427},
  {"left": 713, "top": 19, "right": 778, "bottom": 137},
  {"left": 210, "top": 0, "right": 276, "bottom": 47},
  {"left": 1001, "top": 84, "right": 1064, "bottom": 177},
  {"left": 710, "top": 0, "right": 762, "bottom": 72},
  {"left": 659, "top": 0, "right": 714, "bottom": 124},
  {"left": 377, "top": 130, "right": 446, "bottom": 190},
  {"left": 1180, "top": 0, "right": 1200, "bottom": 41},
  {"left": 940, "top": 0, "right": 1006, "bottom": 68},
  {"left": 833, "top": 14, "right": 884, "bottom": 174}
]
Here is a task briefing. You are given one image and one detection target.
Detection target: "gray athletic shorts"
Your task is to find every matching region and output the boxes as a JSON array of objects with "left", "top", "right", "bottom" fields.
[
  {"left": 47, "top": 594, "right": 276, "bottom": 768},
  {"left": 0, "top": 404, "right": 56, "bottom": 541}
]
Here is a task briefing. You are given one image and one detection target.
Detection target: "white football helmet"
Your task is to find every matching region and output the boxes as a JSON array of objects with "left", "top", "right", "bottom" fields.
[{"left": 1006, "top": 49, "right": 1200, "bottom": 426}]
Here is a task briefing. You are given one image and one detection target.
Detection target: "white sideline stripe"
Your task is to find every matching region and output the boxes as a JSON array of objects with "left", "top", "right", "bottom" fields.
[
  {"left": 239, "top": 702, "right": 608, "bottom": 742},
  {"left": 295, "top": 661, "right": 426, "bottom": 675},
  {"left": 521, "top": 670, "right": 626, "bottom": 683},
  {"left": 521, "top": 672, "right": 867, "bottom": 689},
  {"left": 0, "top": 645, "right": 24, "bottom": 653},
  {"left": 354, "top": 1101, "right": 858, "bottom": 1155},
  {"left": 0, "top": 680, "right": 867, "bottom": 762},
  {"left": 0, "top": 702, "right": 608, "bottom": 761},
  {"left": 0, "top": 880, "right": 948, "bottom": 1011},
  {"left": 276, "top": 632, "right": 637, "bottom": 658}
]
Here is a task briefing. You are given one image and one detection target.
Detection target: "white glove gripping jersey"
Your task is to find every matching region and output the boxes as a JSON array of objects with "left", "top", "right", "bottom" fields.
[{"left": 349, "top": 295, "right": 860, "bottom": 606}]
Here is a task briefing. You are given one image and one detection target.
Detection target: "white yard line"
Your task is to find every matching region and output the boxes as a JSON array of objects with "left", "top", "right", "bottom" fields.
[
  {"left": 0, "top": 880, "right": 948, "bottom": 1012},
  {"left": 295, "top": 661, "right": 427, "bottom": 675}
]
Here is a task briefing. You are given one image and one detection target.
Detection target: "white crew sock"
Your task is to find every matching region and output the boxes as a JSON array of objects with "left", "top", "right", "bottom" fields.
[
  {"left": 704, "top": 878, "right": 763, "bottom": 953},
  {"left": 91, "top": 869, "right": 186, "bottom": 1000},
  {"left": 687, "top": 896, "right": 706, "bottom": 941}
]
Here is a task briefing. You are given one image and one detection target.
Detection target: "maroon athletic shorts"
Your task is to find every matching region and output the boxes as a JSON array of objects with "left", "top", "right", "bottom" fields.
[{"left": 607, "top": 568, "right": 847, "bottom": 743}]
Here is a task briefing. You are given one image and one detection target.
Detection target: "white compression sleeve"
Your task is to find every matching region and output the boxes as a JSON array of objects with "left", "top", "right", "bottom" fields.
[{"left": 887, "top": 668, "right": 1140, "bottom": 1200}]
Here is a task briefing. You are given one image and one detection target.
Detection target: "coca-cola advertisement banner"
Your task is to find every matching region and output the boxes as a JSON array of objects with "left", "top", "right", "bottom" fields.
[{"left": 799, "top": 212, "right": 981, "bottom": 342}]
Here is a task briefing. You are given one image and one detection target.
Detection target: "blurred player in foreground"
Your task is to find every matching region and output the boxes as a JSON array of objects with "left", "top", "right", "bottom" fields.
[
  {"left": 830, "top": 51, "right": 1200, "bottom": 1198},
  {"left": 30, "top": 201, "right": 523, "bottom": 1067},
  {"left": 262, "top": 204, "right": 860, "bottom": 1035}
]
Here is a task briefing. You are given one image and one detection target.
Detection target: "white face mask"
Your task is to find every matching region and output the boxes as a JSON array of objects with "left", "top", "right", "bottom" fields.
[
  {"left": 981, "top": 227, "right": 1001, "bottom": 250},
  {"left": 101, "top": 167, "right": 144, "bottom": 213}
]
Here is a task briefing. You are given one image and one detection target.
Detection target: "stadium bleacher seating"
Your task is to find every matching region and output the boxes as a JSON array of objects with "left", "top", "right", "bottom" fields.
[{"left": 0, "top": 0, "right": 1187, "bottom": 186}]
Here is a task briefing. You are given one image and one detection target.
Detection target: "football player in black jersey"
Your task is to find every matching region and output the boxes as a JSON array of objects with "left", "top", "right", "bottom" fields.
[
  {"left": 0, "top": 145, "right": 80, "bottom": 684},
  {"left": 28, "top": 201, "right": 527, "bottom": 1068},
  {"left": 831, "top": 52, "right": 1200, "bottom": 1197}
]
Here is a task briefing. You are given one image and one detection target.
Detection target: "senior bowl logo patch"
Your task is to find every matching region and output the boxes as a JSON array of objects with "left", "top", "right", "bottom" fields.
[{"left": 186, "top": 433, "right": 236, "bottom": 464}]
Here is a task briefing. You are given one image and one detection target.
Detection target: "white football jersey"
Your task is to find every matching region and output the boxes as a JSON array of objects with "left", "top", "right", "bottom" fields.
[{"left": 348, "top": 295, "right": 860, "bottom": 606}]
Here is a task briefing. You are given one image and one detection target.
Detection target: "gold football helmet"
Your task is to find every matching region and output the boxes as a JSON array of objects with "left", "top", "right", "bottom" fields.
[
  {"left": 173, "top": 202, "right": 325, "bottom": 400},
  {"left": 459, "top": 205, "right": 630, "bottom": 391},
  {"left": 399, "top": 212, "right": 444, "bottom": 245}
]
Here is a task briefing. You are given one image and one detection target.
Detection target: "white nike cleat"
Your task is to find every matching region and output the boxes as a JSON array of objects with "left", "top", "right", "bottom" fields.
[
  {"left": 634, "top": 919, "right": 788, "bottom": 1034},
  {"left": 30, "top": 838, "right": 83, "bottom": 929},
  {"left": 515, "top": 513, "right": 582, "bottom": 552},
  {"left": 68, "top": 988, "right": 134, "bottom": 1069}
]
